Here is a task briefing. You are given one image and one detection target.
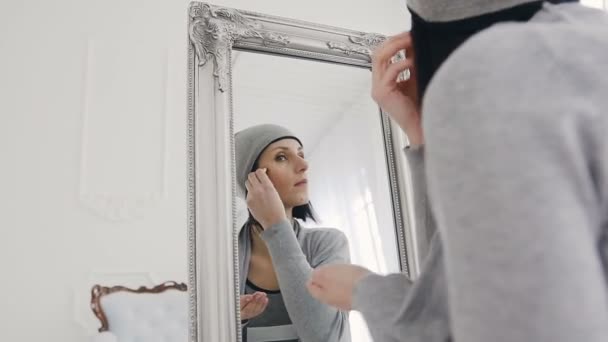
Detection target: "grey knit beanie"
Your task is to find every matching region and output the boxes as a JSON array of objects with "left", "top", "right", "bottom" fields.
[
  {"left": 235, "top": 124, "right": 302, "bottom": 199},
  {"left": 408, "top": 0, "right": 549, "bottom": 22}
]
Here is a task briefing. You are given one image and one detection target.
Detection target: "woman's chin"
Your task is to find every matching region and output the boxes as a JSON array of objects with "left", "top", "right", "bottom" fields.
[{"left": 291, "top": 196, "right": 309, "bottom": 207}]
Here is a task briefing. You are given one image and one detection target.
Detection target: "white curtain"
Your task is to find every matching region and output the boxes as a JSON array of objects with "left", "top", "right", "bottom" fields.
[
  {"left": 306, "top": 108, "right": 400, "bottom": 274},
  {"left": 305, "top": 107, "right": 401, "bottom": 342}
]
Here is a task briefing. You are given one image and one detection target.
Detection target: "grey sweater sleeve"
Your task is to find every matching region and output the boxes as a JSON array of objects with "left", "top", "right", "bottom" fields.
[
  {"left": 352, "top": 147, "right": 450, "bottom": 342},
  {"left": 406, "top": 145, "right": 438, "bottom": 250},
  {"left": 423, "top": 7, "right": 608, "bottom": 342},
  {"left": 261, "top": 221, "right": 350, "bottom": 342}
]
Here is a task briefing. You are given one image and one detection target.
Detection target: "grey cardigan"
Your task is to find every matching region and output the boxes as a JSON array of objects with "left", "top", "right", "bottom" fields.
[
  {"left": 238, "top": 219, "right": 352, "bottom": 342},
  {"left": 354, "top": 3, "right": 608, "bottom": 342}
]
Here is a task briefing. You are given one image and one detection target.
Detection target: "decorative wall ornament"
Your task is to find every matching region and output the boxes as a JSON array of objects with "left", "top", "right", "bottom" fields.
[{"left": 327, "top": 33, "right": 387, "bottom": 58}]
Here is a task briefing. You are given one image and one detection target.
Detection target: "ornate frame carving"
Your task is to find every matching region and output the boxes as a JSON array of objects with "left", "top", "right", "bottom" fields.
[
  {"left": 90, "top": 281, "right": 187, "bottom": 332},
  {"left": 187, "top": 2, "right": 417, "bottom": 342}
]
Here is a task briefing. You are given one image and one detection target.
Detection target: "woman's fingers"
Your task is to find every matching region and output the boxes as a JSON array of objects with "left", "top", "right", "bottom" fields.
[
  {"left": 248, "top": 169, "right": 269, "bottom": 192},
  {"left": 250, "top": 292, "right": 266, "bottom": 304},
  {"left": 372, "top": 32, "right": 412, "bottom": 70},
  {"left": 306, "top": 280, "right": 324, "bottom": 301},
  {"left": 241, "top": 305, "right": 252, "bottom": 319},
  {"left": 382, "top": 58, "right": 414, "bottom": 85},
  {"left": 372, "top": 57, "right": 414, "bottom": 102},
  {"left": 255, "top": 292, "right": 267, "bottom": 301},
  {"left": 240, "top": 294, "right": 254, "bottom": 310},
  {"left": 255, "top": 168, "right": 273, "bottom": 188},
  {"left": 257, "top": 296, "right": 269, "bottom": 313},
  {"left": 240, "top": 292, "right": 269, "bottom": 320},
  {"left": 245, "top": 179, "right": 251, "bottom": 193},
  {"left": 245, "top": 166, "right": 286, "bottom": 228},
  {"left": 242, "top": 294, "right": 253, "bottom": 302},
  {"left": 248, "top": 172, "right": 261, "bottom": 188},
  {"left": 254, "top": 292, "right": 267, "bottom": 303},
  {"left": 260, "top": 297, "right": 268, "bottom": 311},
  {"left": 247, "top": 301, "right": 260, "bottom": 314},
  {"left": 372, "top": 32, "right": 414, "bottom": 98},
  {"left": 248, "top": 295, "right": 268, "bottom": 316}
]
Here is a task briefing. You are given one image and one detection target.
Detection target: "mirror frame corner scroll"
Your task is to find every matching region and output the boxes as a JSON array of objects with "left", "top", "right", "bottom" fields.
[{"left": 187, "top": 2, "right": 417, "bottom": 341}]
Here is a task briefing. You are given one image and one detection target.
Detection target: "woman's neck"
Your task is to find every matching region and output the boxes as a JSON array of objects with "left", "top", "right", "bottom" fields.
[{"left": 251, "top": 207, "right": 292, "bottom": 257}]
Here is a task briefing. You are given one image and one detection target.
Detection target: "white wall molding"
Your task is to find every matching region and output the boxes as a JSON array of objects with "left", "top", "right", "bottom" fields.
[{"left": 77, "top": 39, "right": 171, "bottom": 222}]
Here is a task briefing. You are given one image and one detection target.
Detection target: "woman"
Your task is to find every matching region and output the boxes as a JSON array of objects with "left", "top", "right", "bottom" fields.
[
  {"left": 310, "top": 2, "right": 608, "bottom": 342},
  {"left": 235, "top": 124, "right": 351, "bottom": 342}
]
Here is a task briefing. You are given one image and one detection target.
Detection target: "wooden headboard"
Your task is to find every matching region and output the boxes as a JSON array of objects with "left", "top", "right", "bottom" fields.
[{"left": 90, "top": 281, "right": 187, "bottom": 332}]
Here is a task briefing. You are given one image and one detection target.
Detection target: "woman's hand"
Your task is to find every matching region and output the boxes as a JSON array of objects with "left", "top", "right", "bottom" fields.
[
  {"left": 245, "top": 168, "right": 287, "bottom": 229},
  {"left": 371, "top": 31, "right": 423, "bottom": 145},
  {"left": 307, "top": 264, "right": 372, "bottom": 311},
  {"left": 240, "top": 292, "right": 269, "bottom": 320}
]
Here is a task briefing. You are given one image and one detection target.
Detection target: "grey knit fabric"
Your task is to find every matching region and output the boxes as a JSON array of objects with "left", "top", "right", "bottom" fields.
[
  {"left": 235, "top": 124, "right": 302, "bottom": 199},
  {"left": 354, "top": 3, "right": 608, "bottom": 342},
  {"left": 408, "top": 0, "right": 540, "bottom": 21}
]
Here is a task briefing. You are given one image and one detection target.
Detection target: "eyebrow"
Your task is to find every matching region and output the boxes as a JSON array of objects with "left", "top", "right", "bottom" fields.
[{"left": 271, "top": 146, "right": 304, "bottom": 152}]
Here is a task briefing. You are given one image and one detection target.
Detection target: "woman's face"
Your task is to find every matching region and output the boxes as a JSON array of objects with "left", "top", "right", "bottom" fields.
[{"left": 256, "top": 138, "right": 309, "bottom": 209}]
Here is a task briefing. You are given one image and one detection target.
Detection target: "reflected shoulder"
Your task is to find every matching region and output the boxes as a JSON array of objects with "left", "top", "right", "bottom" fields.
[{"left": 301, "top": 226, "right": 347, "bottom": 242}]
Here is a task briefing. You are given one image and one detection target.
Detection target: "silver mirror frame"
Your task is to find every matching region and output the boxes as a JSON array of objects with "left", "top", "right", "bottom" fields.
[{"left": 187, "top": 2, "right": 418, "bottom": 341}]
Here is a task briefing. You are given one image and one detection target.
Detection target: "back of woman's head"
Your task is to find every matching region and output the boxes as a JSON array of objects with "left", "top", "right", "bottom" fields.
[{"left": 409, "top": 0, "right": 579, "bottom": 100}]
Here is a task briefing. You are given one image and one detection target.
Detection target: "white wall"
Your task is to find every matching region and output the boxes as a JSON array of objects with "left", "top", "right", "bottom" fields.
[{"left": 0, "top": 1, "right": 410, "bottom": 341}]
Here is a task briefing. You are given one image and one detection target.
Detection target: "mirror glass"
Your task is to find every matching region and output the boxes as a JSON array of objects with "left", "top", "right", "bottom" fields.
[{"left": 233, "top": 50, "right": 401, "bottom": 342}]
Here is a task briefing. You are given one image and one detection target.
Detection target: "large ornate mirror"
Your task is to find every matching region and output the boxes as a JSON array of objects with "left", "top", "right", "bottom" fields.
[{"left": 187, "top": 2, "right": 421, "bottom": 341}]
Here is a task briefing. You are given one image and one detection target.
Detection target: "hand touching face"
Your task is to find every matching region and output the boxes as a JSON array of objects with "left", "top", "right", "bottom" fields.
[
  {"left": 371, "top": 32, "right": 423, "bottom": 145},
  {"left": 246, "top": 138, "right": 309, "bottom": 229}
]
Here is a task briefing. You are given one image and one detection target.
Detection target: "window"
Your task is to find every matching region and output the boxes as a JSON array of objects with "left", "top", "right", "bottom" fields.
[{"left": 580, "top": 0, "right": 607, "bottom": 11}]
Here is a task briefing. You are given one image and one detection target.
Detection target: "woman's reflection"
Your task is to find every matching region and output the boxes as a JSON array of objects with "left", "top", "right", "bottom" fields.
[{"left": 235, "top": 124, "right": 351, "bottom": 342}]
